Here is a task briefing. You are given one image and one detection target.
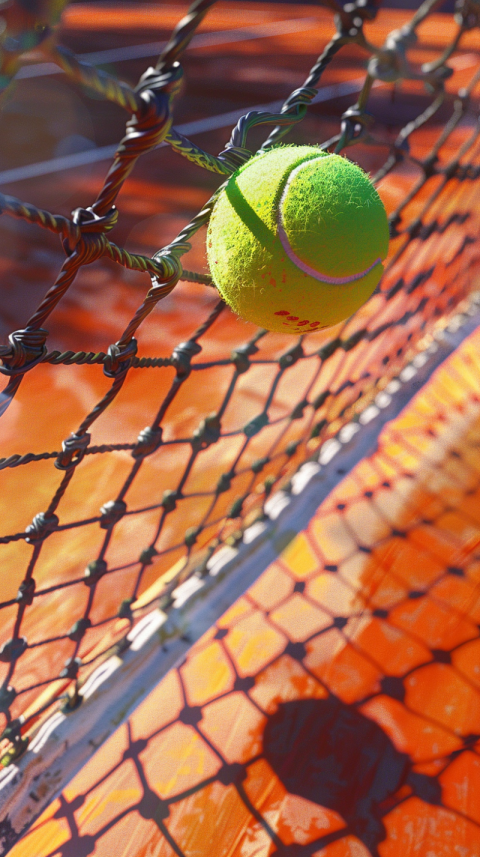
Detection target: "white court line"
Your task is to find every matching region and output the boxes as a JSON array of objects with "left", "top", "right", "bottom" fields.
[
  {"left": 2, "top": 36, "right": 477, "bottom": 186},
  {"left": 16, "top": 17, "right": 318, "bottom": 79},
  {"left": 17, "top": 30, "right": 477, "bottom": 81},
  {"left": 0, "top": 79, "right": 366, "bottom": 185}
]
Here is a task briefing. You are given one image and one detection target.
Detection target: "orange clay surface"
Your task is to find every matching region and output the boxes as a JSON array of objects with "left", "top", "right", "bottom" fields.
[
  {"left": 1, "top": 0, "right": 480, "bottom": 727},
  {"left": 1, "top": 2, "right": 480, "bottom": 854},
  {"left": 8, "top": 278, "right": 480, "bottom": 857}
]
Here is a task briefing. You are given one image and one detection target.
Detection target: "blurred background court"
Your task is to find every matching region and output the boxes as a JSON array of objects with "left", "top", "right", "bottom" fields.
[{"left": 0, "top": 0, "right": 480, "bottom": 854}]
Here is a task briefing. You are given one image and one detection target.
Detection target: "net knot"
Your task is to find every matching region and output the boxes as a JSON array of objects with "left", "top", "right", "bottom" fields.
[
  {"left": 231, "top": 342, "right": 259, "bottom": 374},
  {"left": 192, "top": 413, "right": 222, "bottom": 450},
  {"left": 0, "top": 686, "right": 16, "bottom": 714},
  {"left": 162, "top": 489, "right": 178, "bottom": 511},
  {"left": 68, "top": 618, "right": 91, "bottom": 643},
  {"left": 16, "top": 579, "right": 36, "bottom": 606},
  {"left": 149, "top": 250, "right": 183, "bottom": 298},
  {"left": 0, "top": 638, "right": 27, "bottom": 664},
  {"left": 84, "top": 559, "right": 108, "bottom": 586},
  {"left": 60, "top": 657, "right": 82, "bottom": 679},
  {"left": 25, "top": 512, "right": 59, "bottom": 543},
  {"left": 338, "top": 105, "right": 375, "bottom": 147},
  {"left": 118, "top": 63, "right": 183, "bottom": 161},
  {"left": 0, "top": 327, "right": 48, "bottom": 376},
  {"left": 136, "top": 61, "right": 184, "bottom": 100},
  {"left": 99, "top": 499, "right": 127, "bottom": 529},
  {"left": 171, "top": 340, "right": 202, "bottom": 378},
  {"left": 72, "top": 206, "right": 118, "bottom": 234},
  {"left": 104, "top": 338, "right": 138, "bottom": 378},
  {"left": 369, "top": 23, "right": 422, "bottom": 83},
  {"left": 55, "top": 432, "right": 91, "bottom": 471},
  {"left": 279, "top": 342, "right": 304, "bottom": 370},
  {"left": 132, "top": 426, "right": 163, "bottom": 459},
  {"left": 63, "top": 206, "right": 118, "bottom": 256},
  {"left": 368, "top": 49, "right": 403, "bottom": 83}
]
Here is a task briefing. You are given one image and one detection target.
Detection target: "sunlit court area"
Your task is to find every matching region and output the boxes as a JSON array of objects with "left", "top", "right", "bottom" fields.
[{"left": 0, "top": 0, "right": 480, "bottom": 854}]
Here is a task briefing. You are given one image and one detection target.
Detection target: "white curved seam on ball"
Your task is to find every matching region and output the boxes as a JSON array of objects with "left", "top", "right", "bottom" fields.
[{"left": 277, "top": 156, "right": 382, "bottom": 286}]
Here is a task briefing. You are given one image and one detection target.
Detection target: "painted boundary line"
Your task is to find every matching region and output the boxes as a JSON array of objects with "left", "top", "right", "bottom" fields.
[
  {"left": 0, "top": 80, "right": 363, "bottom": 185},
  {"left": 17, "top": 17, "right": 319, "bottom": 78}
]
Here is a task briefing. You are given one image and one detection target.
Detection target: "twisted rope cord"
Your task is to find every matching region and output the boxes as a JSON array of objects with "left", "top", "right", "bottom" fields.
[{"left": 51, "top": 45, "right": 142, "bottom": 113}]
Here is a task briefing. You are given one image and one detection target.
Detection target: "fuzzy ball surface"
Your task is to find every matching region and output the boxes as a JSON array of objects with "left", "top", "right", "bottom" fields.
[{"left": 206, "top": 145, "right": 390, "bottom": 334}]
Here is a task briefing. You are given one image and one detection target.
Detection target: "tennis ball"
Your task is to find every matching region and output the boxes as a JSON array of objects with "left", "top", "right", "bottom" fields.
[{"left": 206, "top": 145, "right": 389, "bottom": 335}]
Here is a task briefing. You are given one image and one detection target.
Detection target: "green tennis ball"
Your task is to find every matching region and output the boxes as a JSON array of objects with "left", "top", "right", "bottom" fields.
[{"left": 207, "top": 145, "right": 389, "bottom": 335}]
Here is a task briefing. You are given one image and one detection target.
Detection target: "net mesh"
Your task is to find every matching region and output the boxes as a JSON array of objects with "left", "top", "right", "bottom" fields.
[
  {"left": 0, "top": 0, "right": 479, "bottom": 771},
  {"left": 7, "top": 319, "right": 480, "bottom": 857}
]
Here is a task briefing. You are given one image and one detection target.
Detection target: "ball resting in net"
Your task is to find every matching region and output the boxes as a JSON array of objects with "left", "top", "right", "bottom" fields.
[{"left": 207, "top": 146, "right": 389, "bottom": 333}]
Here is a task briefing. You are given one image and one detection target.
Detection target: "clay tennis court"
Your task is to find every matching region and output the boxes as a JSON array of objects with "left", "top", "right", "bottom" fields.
[{"left": 0, "top": 0, "right": 479, "bottom": 854}]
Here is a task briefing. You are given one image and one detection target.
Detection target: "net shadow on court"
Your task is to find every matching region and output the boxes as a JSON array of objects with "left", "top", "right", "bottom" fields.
[{"left": 7, "top": 322, "right": 480, "bottom": 856}]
